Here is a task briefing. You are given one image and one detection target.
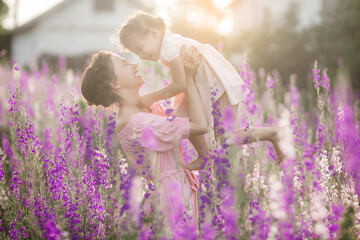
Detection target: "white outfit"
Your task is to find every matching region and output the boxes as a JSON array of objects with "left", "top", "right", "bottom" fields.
[{"left": 159, "top": 32, "right": 247, "bottom": 125}]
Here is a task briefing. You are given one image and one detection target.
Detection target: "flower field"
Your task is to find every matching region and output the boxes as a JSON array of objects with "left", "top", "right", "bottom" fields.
[{"left": 0, "top": 53, "right": 359, "bottom": 239}]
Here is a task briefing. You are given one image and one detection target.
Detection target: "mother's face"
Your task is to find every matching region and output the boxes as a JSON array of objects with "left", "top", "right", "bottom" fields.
[{"left": 110, "top": 54, "right": 144, "bottom": 89}]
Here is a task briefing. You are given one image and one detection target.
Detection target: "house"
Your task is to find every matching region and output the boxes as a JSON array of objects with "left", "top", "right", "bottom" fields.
[{"left": 9, "top": 0, "right": 151, "bottom": 69}]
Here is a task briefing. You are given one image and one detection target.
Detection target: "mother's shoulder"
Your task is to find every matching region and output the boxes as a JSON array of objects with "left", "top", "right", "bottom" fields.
[{"left": 115, "top": 112, "right": 151, "bottom": 134}]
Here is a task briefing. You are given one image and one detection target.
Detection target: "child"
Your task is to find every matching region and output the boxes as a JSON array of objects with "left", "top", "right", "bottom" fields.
[{"left": 119, "top": 11, "right": 285, "bottom": 164}]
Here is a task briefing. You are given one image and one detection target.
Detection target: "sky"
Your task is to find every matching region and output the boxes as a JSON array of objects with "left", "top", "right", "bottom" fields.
[{"left": 3, "top": 0, "right": 64, "bottom": 28}]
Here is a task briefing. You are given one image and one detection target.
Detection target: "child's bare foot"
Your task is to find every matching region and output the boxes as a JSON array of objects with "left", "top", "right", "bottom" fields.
[{"left": 270, "top": 127, "right": 286, "bottom": 164}]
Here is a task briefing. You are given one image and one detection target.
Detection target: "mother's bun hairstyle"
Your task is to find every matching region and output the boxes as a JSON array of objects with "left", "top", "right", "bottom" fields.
[
  {"left": 81, "top": 51, "right": 120, "bottom": 108},
  {"left": 119, "top": 11, "right": 166, "bottom": 49}
]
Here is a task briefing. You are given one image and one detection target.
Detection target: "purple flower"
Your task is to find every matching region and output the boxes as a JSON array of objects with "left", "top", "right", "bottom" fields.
[
  {"left": 222, "top": 187, "right": 240, "bottom": 238},
  {"left": 8, "top": 91, "right": 19, "bottom": 113},
  {"left": 249, "top": 197, "right": 270, "bottom": 239},
  {"left": 266, "top": 76, "right": 276, "bottom": 90},
  {"left": 59, "top": 56, "right": 67, "bottom": 69},
  {"left": 9, "top": 171, "right": 21, "bottom": 199},
  {"left": 105, "top": 112, "right": 117, "bottom": 154},
  {"left": 165, "top": 108, "right": 173, "bottom": 117},
  {"left": 321, "top": 68, "right": 330, "bottom": 91},
  {"left": 327, "top": 204, "right": 343, "bottom": 239},
  {"left": 316, "top": 123, "right": 326, "bottom": 152},
  {"left": 0, "top": 154, "right": 4, "bottom": 182},
  {"left": 44, "top": 215, "right": 63, "bottom": 240},
  {"left": 223, "top": 106, "right": 234, "bottom": 131},
  {"left": 0, "top": 49, "right": 6, "bottom": 57},
  {"left": 141, "top": 127, "right": 158, "bottom": 150},
  {"left": 289, "top": 75, "right": 300, "bottom": 108},
  {"left": 304, "top": 158, "right": 315, "bottom": 171},
  {"left": 163, "top": 78, "right": 168, "bottom": 86},
  {"left": 258, "top": 68, "right": 266, "bottom": 79}
]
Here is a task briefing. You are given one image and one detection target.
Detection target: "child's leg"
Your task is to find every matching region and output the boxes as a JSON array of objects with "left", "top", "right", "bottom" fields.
[
  {"left": 174, "top": 93, "right": 210, "bottom": 164},
  {"left": 216, "top": 92, "right": 285, "bottom": 163}
]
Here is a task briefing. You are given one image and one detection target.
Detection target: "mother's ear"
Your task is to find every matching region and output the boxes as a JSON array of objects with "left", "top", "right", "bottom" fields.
[{"left": 110, "top": 82, "right": 122, "bottom": 90}]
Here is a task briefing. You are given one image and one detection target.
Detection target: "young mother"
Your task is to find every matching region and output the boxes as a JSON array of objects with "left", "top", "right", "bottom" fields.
[{"left": 80, "top": 47, "right": 206, "bottom": 235}]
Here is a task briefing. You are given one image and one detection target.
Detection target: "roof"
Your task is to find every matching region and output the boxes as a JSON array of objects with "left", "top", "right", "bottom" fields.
[
  {"left": 9, "top": 0, "right": 150, "bottom": 35},
  {"left": 10, "top": 0, "right": 72, "bottom": 34}
]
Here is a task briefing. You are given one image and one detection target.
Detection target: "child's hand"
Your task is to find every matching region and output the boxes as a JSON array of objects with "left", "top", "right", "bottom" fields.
[
  {"left": 180, "top": 45, "right": 201, "bottom": 77},
  {"left": 139, "top": 93, "right": 155, "bottom": 108}
]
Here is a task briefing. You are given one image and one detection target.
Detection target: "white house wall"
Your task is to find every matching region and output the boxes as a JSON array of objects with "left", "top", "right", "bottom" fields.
[
  {"left": 11, "top": 29, "right": 38, "bottom": 65},
  {"left": 11, "top": 0, "right": 140, "bottom": 64}
]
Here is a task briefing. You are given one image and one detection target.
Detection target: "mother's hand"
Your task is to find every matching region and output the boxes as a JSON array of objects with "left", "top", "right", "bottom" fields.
[{"left": 180, "top": 45, "right": 202, "bottom": 77}]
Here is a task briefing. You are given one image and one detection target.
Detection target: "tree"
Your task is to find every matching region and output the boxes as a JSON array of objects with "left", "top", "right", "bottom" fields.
[
  {"left": 315, "top": 0, "right": 360, "bottom": 90},
  {"left": 0, "top": 0, "right": 8, "bottom": 30},
  {"left": 0, "top": 0, "right": 9, "bottom": 54}
]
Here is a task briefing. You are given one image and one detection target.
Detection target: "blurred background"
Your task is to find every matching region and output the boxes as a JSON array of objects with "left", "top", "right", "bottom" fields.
[{"left": 0, "top": 0, "right": 359, "bottom": 91}]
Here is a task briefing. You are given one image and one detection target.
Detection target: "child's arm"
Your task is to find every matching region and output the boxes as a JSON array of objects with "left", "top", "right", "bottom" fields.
[
  {"left": 140, "top": 57, "right": 187, "bottom": 107},
  {"left": 183, "top": 51, "right": 208, "bottom": 136},
  {"left": 181, "top": 47, "right": 210, "bottom": 170}
]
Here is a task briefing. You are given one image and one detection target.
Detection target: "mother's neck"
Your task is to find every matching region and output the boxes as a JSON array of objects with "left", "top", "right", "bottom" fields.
[{"left": 116, "top": 89, "right": 147, "bottom": 117}]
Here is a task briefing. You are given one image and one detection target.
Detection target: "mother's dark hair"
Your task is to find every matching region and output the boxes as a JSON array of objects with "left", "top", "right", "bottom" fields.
[{"left": 81, "top": 51, "right": 120, "bottom": 108}]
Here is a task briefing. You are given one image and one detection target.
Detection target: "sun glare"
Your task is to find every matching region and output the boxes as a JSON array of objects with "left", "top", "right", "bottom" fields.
[
  {"left": 213, "top": 0, "right": 233, "bottom": 9},
  {"left": 153, "top": 0, "right": 234, "bottom": 36},
  {"left": 216, "top": 16, "right": 233, "bottom": 35},
  {"left": 154, "top": 0, "right": 178, "bottom": 8}
]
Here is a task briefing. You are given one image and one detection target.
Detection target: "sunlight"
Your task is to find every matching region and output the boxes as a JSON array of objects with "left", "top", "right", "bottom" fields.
[
  {"left": 216, "top": 16, "right": 233, "bottom": 35},
  {"left": 154, "top": 0, "right": 178, "bottom": 8},
  {"left": 213, "top": 0, "right": 233, "bottom": 9}
]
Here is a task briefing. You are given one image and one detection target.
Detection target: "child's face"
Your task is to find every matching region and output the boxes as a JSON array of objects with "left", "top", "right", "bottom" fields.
[{"left": 126, "top": 28, "right": 163, "bottom": 62}]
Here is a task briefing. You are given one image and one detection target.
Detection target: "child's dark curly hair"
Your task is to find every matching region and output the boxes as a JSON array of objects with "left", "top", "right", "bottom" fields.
[{"left": 81, "top": 51, "right": 120, "bottom": 108}]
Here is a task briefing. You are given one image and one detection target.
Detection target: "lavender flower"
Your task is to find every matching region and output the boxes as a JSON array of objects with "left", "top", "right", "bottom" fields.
[
  {"left": 223, "top": 106, "right": 234, "bottom": 131},
  {"left": 265, "top": 75, "right": 276, "bottom": 90},
  {"left": 258, "top": 68, "right": 266, "bottom": 79},
  {"left": 0, "top": 153, "right": 4, "bottom": 182},
  {"left": 59, "top": 56, "right": 67, "bottom": 70},
  {"left": 0, "top": 49, "right": 6, "bottom": 57},
  {"left": 321, "top": 68, "right": 330, "bottom": 91},
  {"left": 8, "top": 91, "right": 19, "bottom": 114},
  {"left": 9, "top": 171, "right": 21, "bottom": 199}
]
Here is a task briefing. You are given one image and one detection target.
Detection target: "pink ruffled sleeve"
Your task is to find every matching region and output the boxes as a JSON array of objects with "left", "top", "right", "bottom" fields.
[{"left": 136, "top": 114, "right": 190, "bottom": 152}]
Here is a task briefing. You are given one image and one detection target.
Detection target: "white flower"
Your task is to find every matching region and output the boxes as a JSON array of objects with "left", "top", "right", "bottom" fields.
[
  {"left": 278, "top": 108, "right": 295, "bottom": 159},
  {"left": 310, "top": 193, "right": 328, "bottom": 221},
  {"left": 268, "top": 174, "right": 286, "bottom": 220},
  {"left": 314, "top": 221, "right": 329, "bottom": 240},
  {"left": 129, "top": 176, "right": 144, "bottom": 223}
]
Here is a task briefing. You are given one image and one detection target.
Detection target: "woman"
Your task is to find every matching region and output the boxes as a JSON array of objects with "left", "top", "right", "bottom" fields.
[{"left": 80, "top": 47, "right": 206, "bottom": 236}]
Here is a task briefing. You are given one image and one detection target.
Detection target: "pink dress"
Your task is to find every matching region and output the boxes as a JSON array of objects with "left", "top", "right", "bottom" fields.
[
  {"left": 116, "top": 102, "right": 199, "bottom": 232},
  {"left": 160, "top": 32, "right": 249, "bottom": 125}
]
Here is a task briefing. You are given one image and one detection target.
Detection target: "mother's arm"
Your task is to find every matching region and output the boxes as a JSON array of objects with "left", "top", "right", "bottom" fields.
[{"left": 180, "top": 46, "right": 208, "bottom": 136}]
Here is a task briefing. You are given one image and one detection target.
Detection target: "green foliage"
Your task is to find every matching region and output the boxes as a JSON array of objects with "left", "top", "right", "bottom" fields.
[
  {"left": 0, "top": 0, "right": 8, "bottom": 22},
  {"left": 0, "top": 0, "right": 9, "bottom": 54},
  {"left": 232, "top": 0, "right": 360, "bottom": 91}
]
